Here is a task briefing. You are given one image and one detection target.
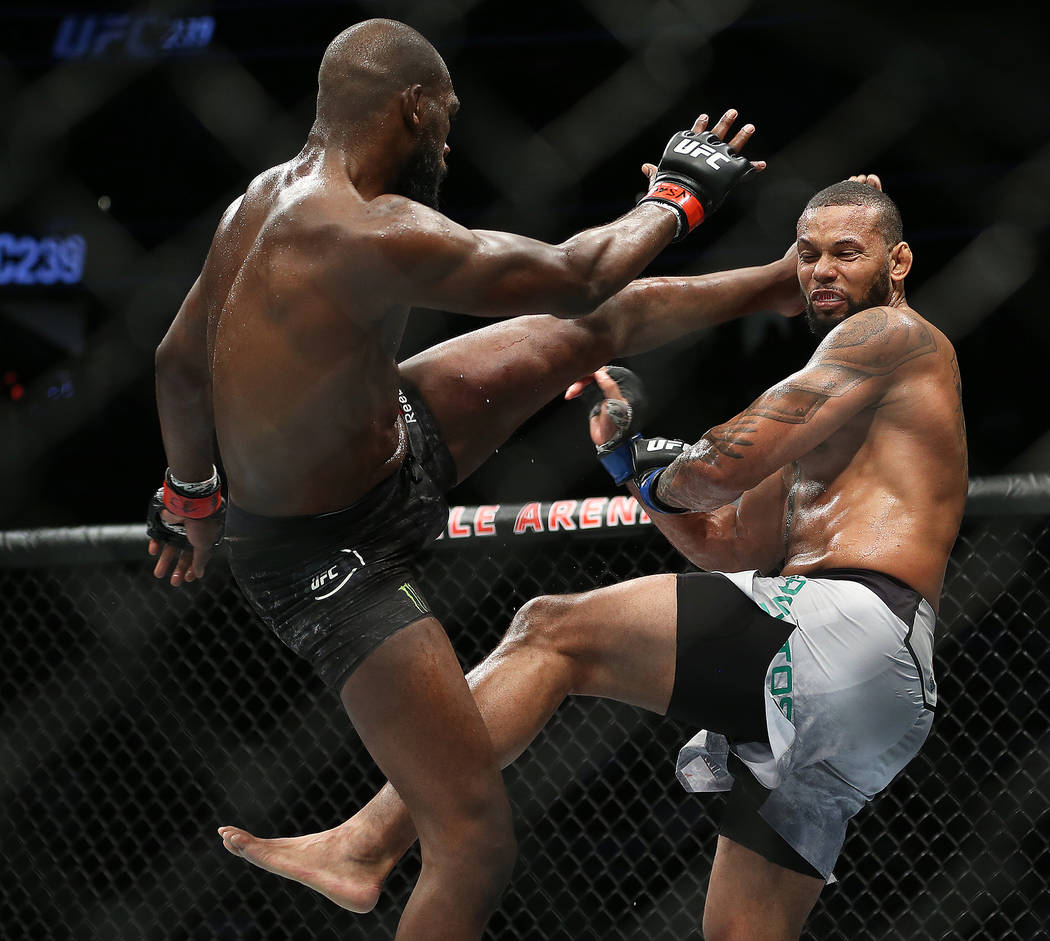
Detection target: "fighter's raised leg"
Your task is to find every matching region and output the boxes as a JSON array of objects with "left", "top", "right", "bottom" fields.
[
  {"left": 221, "top": 574, "right": 681, "bottom": 902},
  {"left": 398, "top": 248, "right": 799, "bottom": 484}
]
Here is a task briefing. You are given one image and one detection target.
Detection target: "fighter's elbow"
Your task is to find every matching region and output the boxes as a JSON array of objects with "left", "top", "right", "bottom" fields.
[
  {"left": 155, "top": 330, "right": 208, "bottom": 397},
  {"left": 545, "top": 277, "right": 607, "bottom": 318}
]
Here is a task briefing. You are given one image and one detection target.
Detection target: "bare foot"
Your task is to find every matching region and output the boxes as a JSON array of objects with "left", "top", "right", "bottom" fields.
[{"left": 217, "top": 822, "right": 389, "bottom": 914}]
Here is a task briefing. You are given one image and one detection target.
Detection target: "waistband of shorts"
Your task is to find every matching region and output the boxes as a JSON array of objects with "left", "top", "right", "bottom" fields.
[
  {"left": 226, "top": 461, "right": 406, "bottom": 539},
  {"left": 799, "top": 567, "right": 929, "bottom": 625}
]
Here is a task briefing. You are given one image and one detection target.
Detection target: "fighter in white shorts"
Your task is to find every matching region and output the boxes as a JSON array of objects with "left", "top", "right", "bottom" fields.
[{"left": 674, "top": 566, "right": 937, "bottom": 882}]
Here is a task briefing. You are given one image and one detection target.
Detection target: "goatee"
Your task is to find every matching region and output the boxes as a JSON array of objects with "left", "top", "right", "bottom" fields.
[{"left": 804, "top": 265, "right": 892, "bottom": 339}]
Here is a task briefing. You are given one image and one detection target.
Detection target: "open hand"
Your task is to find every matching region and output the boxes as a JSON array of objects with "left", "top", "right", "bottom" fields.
[
  {"left": 148, "top": 511, "right": 221, "bottom": 586},
  {"left": 641, "top": 108, "right": 766, "bottom": 187},
  {"left": 565, "top": 367, "right": 631, "bottom": 447}
]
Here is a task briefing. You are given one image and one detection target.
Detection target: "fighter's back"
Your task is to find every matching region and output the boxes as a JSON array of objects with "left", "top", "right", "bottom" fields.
[
  {"left": 206, "top": 160, "right": 409, "bottom": 517},
  {"left": 783, "top": 304, "right": 968, "bottom": 608}
]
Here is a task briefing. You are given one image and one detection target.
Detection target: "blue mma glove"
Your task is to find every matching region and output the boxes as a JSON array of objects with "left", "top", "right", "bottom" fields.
[{"left": 578, "top": 367, "right": 649, "bottom": 484}]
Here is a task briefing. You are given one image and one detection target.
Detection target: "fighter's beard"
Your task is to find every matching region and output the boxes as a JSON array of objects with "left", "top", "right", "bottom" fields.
[
  {"left": 804, "top": 265, "right": 892, "bottom": 338},
  {"left": 394, "top": 139, "right": 447, "bottom": 210}
]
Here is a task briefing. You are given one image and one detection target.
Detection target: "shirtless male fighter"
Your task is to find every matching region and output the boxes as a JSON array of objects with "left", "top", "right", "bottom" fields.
[
  {"left": 147, "top": 17, "right": 801, "bottom": 940},
  {"left": 224, "top": 179, "right": 966, "bottom": 940}
]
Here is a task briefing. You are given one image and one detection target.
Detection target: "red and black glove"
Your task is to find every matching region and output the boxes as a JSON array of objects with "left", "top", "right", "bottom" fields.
[
  {"left": 146, "top": 468, "right": 225, "bottom": 549},
  {"left": 640, "top": 129, "right": 755, "bottom": 240}
]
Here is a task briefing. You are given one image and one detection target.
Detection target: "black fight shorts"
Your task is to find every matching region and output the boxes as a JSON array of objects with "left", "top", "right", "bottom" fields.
[
  {"left": 667, "top": 572, "right": 821, "bottom": 879},
  {"left": 225, "top": 380, "right": 457, "bottom": 693}
]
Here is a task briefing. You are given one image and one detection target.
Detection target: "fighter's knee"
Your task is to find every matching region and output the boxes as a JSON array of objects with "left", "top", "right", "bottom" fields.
[
  {"left": 503, "top": 594, "right": 579, "bottom": 656},
  {"left": 453, "top": 801, "right": 518, "bottom": 888}
]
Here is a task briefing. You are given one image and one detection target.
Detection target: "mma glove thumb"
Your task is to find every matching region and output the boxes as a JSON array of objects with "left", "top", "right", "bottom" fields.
[{"left": 578, "top": 367, "right": 690, "bottom": 514}]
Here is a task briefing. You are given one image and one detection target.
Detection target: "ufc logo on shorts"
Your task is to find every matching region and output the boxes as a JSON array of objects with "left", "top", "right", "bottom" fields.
[{"left": 673, "top": 138, "right": 730, "bottom": 170}]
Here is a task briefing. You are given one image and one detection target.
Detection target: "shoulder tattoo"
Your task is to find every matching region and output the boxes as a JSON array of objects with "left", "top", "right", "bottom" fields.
[
  {"left": 749, "top": 308, "right": 937, "bottom": 425},
  {"left": 693, "top": 309, "right": 939, "bottom": 467}
]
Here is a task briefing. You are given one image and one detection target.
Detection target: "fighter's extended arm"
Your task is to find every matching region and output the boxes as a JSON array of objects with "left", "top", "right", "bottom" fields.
[
  {"left": 654, "top": 306, "right": 938, "bottom": 512},
  {"left": 374, "top": 111, "right": 763, "bottom": 319},
  {"left": 385, "top": 205, "right": 678, "bottom": 317},
  {"left": 581, "top": 243, "right": 801, "bottom": 357}
]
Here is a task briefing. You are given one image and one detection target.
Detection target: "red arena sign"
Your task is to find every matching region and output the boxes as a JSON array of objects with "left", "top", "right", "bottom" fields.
[{"left": 436, "top": 496, "right": 652, "bottom": 540}]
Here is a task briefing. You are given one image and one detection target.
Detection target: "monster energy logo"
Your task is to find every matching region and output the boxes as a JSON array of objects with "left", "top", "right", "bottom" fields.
[{"left": 398, "top": 582, "right": 428, "bottom": 614}]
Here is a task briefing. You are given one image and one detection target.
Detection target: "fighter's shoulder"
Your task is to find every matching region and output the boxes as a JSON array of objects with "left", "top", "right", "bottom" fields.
[
  {"left": 815, "top": 305, "right": 940, "bottom": 375},
  {"left": 353, "top": 195, "right": 479, "bottom": 274},
  {"left": 362, "top": 194, "right": 462, "bottom": 240}
]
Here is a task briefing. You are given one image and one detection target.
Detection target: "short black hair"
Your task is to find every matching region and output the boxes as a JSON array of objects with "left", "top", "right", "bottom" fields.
[{"left": 800, "top": 180, "right": 903, "bottom": 247}]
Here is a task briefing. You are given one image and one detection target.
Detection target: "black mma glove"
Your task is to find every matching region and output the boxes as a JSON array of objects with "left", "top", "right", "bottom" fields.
[
  {"left": 631, "top": 436, "right": 690, "bottom": 515},
  {"left": 146, "top": 467, "right": 226, "bottom": 549},
  {"left": 640, "top": 129, "right": 755, "bottom": 240},
  {"left": 578, "top": 367, "right": 649, "bottom": 484}
]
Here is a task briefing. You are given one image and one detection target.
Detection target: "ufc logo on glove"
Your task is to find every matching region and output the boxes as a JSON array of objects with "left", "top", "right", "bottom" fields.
[{"left": 672, "top": 138, "right": 732, "bottom": 169}]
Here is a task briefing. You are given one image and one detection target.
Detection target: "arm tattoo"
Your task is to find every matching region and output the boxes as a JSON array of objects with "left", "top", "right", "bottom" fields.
[
  {"left": 658, "top": 309, "right": 938, "bottom": 510},
  {"left": 702, "top": 308, "right": 937, "bottom": 461}
]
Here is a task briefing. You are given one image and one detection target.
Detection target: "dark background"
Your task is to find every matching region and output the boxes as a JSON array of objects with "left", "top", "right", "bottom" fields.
[
  {"left": 1, "top": 0, "right": 1048, "bottom": 528},
  {"left": 3, "top": 6, "right": 1050, "bottom": 941}
]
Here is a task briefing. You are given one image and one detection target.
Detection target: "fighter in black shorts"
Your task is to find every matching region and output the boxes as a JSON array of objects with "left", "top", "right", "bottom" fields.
[
  {"left": 225, "top": 382, "right": 452, "bottom": 690},
  {"left": 147, "top": 18, "right": 801, "bottom": 938}
]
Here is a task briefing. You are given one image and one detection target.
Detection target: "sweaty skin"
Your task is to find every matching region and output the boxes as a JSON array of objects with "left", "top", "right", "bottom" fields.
[
  {"left": 152, "top": 96, "right": 768, "bottom": 580},
  {"left": 152, "top": 20, "right": 791, "bottom": 938},
  {"left": 154, "top": 94, "right": 764, "bottom": 537},
  {"left": 215, "top": 194, "right": 966, "bottom": 941},
  {"left": 649, "top": 201, "right": 967, "bottom": 609},
  {"left": 186, "top": 152, "right": 682, "bottom": 518}
]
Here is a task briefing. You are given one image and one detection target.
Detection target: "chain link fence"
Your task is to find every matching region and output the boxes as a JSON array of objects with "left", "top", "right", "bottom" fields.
[{"left": 3, "top": 478, "right": 1050, "bottom": 940}]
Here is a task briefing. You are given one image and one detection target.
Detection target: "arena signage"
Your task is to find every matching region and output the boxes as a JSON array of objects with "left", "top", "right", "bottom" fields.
[
  {"left": 436, "top": 496, "right": 653, "bottom": 540},
  {"left": 53, "top": 14, "right": 215, "bottom": 60},
  {"left": 0, "top": 234, "right": 85, "bottom": 286}
]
